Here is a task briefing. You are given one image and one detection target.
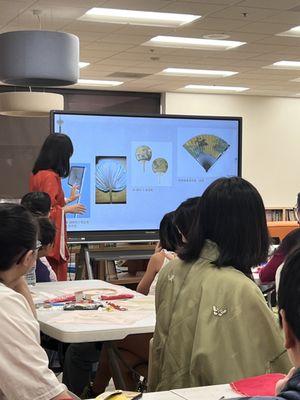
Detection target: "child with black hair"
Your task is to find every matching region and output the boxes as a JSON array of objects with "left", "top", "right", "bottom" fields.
[
  {"left": 36, "top": 217, "right": 57, "bottom": 282},
  {"left": 0, "top": 203, "right": 72, "bottom": 399},
  {"left": 21, "top": 192, "right": 57, "bottom": 282},
  {"left": 21, "top": 191, "right": 51, "bottom": 217},
  {"left": 228, "top": 247, "right": 300, "bottom": 399},
  {"left": 173, "top": 196, "right": 200, "bottom": 243},
  {"left": 137, "top": 211, "right": 181, "bottom": 295},
  {"left": 137, "top": 200, "right": 200, "bottom": 296},
  {"left": 259, "top": 228, "right": 300, "bottom": 284}
]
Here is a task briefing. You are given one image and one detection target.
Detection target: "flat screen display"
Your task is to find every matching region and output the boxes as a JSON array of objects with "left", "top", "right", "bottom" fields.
[{"left": 51, "top": 112, "right": 242, "bottom": 242}]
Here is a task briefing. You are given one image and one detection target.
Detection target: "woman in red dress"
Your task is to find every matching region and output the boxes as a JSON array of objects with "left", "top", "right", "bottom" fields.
[{"left": 30, "top": 134, "right": 85, "bottom": 280}]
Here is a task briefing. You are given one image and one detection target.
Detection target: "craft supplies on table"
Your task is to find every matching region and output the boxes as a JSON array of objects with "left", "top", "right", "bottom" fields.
[
  {"left": 32, "top": 282, "right": 136, "bottom": 313},
  {"left": 33, "top": 280, "right": 155, "bottom": 342}
]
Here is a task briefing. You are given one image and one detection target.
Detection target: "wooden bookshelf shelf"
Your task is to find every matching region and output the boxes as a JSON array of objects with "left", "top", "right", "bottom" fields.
[
  {"left": 267, "top": 221, "right": 298, "bottom": 241},
  {"left": 265, "top": 207, "right": 296, "bottom": 222}
]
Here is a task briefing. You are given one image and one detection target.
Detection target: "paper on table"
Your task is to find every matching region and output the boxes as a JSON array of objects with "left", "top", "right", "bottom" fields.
[
  {"left": 112, "top": 297, "right": 155, "bottom": 311},
  {"left": 47, "top": 310, "right": 153, "bottom": 325},
  {"left": 173, "top": 384, "right": 240, "bottom": 399}
]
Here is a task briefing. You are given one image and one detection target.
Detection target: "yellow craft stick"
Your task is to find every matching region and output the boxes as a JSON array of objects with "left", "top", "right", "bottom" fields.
[{"left": 95, "top": 391, "right": 126, "bottom": 399}]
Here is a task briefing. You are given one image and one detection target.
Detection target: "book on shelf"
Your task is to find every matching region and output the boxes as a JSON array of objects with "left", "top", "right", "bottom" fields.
[{"left": 105, "top": 260, "right": 118, "bottom": 281}]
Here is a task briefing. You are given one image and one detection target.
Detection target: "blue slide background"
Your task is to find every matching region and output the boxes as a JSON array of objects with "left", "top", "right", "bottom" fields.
[{"left": 54, "top": 114, "right": 240, "bottom": 232}]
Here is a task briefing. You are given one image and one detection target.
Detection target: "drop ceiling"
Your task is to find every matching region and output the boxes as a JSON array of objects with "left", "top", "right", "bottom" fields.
[{"left": 2, "top": 0, "right": 300, "bottom": 96}]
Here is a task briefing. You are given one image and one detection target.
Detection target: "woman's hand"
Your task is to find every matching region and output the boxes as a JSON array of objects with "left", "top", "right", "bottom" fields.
[
  {"left": 66, "top": 185, "right": 80, "bottom": 204},
  {"left": 64, "top": 203, "right": 86, "bottom": 215}
]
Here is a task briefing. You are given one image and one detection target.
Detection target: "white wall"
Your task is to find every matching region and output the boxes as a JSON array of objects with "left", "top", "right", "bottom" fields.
[{"left": 164, "top": 92, "right": 300, "bottom": 207}]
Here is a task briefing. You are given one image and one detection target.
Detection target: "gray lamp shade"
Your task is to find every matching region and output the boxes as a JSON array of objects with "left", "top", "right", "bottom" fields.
[{"left": 0, "top": 30, "right": 79, "bottom": 86}]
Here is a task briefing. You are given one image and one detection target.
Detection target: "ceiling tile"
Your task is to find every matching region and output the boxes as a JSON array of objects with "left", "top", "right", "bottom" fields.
[
  {"left": 158, "top": 2, "right": 226, "bottom": 15},
  {"left": 189, "top": 16, "right": 249, "bottom": 30},
  {"left": 62, "top": 20, "right": 125, "bottom": 33},
  {"left": 236, "top": 21, "right": 293, "bottom": 34},
  {"left": 97, "top": 0, "right": 173, "bottom": 11},
  {"left": 237, "top": 0, "right": 300, "bottom": 10},
  {"left": 260, "top": 10, "right": 300, "bottom": 24},
  {"left": 208, "top": 6, "right": 281, "bottom": 21}
]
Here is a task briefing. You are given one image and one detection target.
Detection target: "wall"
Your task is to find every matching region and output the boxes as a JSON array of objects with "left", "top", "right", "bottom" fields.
[{"left": 164, "top": 92, "right": 300, "bottom": 207}]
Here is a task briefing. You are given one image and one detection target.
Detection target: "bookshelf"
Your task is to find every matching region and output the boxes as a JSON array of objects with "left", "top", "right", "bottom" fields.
[{"left": 265, "top": 207, "right": 296, "bottom": 222}]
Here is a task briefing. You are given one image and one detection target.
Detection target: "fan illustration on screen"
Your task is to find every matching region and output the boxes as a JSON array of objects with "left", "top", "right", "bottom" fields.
[
  {"left": 96, "top": 159, "right": 126, "bottom": 204},
  {"left": 135, "top": 145, "right": 152, "bottom": 172},
  {"left": 183, "top": 134, "right": 230, "bottom": 172},
  {"left": 152, "top": 158, "right": 168, "bottom": 183}
]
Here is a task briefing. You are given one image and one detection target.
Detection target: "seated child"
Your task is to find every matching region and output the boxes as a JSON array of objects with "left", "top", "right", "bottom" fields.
[
  {"left": 259, "top": 228, "right": 300, "bottom": 284},
  {"left": 36, "top": 217, "right": 57, "bottom": 282},
  {"left": 0, "top": 203, "right": 71, "bottom": 399},
  {"left": 21, "top": 191, "right": 51, "bottom": 217},
  {"left": 173, "top": 196, "right": 200, "bottom": 243},
  {"left": 21, "top": 192, "right": 57, "bottom": 282},
  {"left": 137, "top": 211, "right": 181, "bottom": 295},
  {"left": 229, "top": 247, "right": 300, "bottom": 399},
  {"left": 137, "top": 197, "right": 199, "bottom": 296}
]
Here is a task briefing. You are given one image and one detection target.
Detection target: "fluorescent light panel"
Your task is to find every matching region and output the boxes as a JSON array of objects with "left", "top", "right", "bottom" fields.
[
  {"left": 77, "top": 79, "right": 123, "bottom": 86},
  {"left": 183, "top": 84, "right": 249, "bottom": 92},
  {"left": 265, "top": 60, "right": 300, "bottom": 70},
  {"left": 143, "top": 36, "right": 246, "bottom": 50},
  {"left": 79, "top": 8, "right": 200, "bottom": 27},
  {"left": 79, "top": 62, "right": 90, "bottom": 69},
  {"left": 161, "top": 68, "right": 238, "bottom": 77},
  {"left": 277, "top": 26, "right": 300, "bottom": 37},
  {"left": 290, "top": 78, "right": 300, "bottom": 82}
]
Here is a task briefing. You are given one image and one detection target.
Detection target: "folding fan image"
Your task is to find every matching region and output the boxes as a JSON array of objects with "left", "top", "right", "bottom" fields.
[{"left": 183, "top": 134, "right": 230, "bottom": 172}]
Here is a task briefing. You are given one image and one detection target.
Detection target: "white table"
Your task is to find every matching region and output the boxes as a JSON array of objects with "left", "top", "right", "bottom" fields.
[
  {"left": 173, "top": 384, "right": 240, "bottom": 399},
  {"left": 93, "top": 384, "right": 240, "bottom": 399},
  {"left": 32, "top": 280, "right": 156, "bottom": 343}
]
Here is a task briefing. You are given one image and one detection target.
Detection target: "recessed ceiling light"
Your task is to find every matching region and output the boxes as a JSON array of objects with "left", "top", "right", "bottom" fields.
[
  {"left": 77, "top": 79, "right": 123, "bottom": 86},
  {"left": 143, "top": 36, "right": 246, "bottom": 50},
  {"left": 265, "top": 60, "right": 300, "bottom": 70},
  {"left": 161, "top": 68, "right": 238, "bottom": 77},
  {"left": 277, "top": 26, "right": 300, "bottom": 37},
  {"left": 79, "top": 62, "right": 90, "bottom": 69},
  {"left": 79, "top": 8, "right": 200, "bottom": 27},
  {"left": 182, "top": 84, "right": 249, "bottom": 92}
]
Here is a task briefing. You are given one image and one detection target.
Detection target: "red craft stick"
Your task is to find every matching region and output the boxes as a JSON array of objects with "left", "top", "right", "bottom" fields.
[
  {"left": 100, "top": 293, "right": 134, "bottom": 300},
  {"left": 45, "top": 294, "right": 76, "bottom": 303}
]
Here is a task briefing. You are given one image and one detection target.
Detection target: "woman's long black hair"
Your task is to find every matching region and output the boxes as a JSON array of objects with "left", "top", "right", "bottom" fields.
[{"left": 32, "top": 134, "right": 73, "bottom": 178}]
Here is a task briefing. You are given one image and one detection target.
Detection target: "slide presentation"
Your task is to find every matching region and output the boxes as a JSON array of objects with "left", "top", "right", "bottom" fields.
[{"left": 53, "top": 113, "right": 241, "bottom": 233}]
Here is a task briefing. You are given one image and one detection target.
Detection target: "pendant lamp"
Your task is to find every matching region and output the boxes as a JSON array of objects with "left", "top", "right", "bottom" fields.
[
  {"left": 0, "top": 30, "right": 79, "bottom": 86},
  {"left": 0, "top": 92, "right": 64, "bottom": 117}
]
